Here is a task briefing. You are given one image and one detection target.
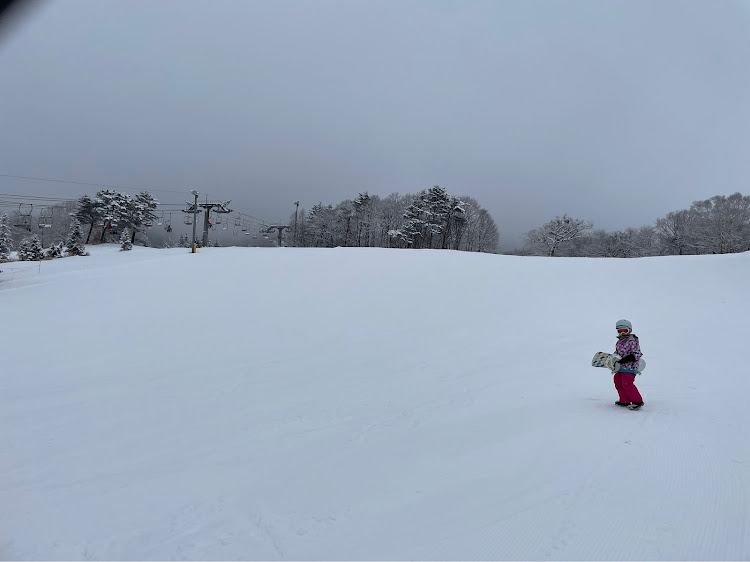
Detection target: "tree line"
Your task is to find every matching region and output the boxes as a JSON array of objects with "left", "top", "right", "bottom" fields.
[
  {"left": 522, "top": 192, "right": 750, "bottom": 257},
  {"left": 5, "top": 186, "right": 748, "bottom": 261},
  {"left": 291, "top": 187, "right": 500, "bottom": 252},
  {"left": 0, "top": 211, "right": 86, "bottom": 262},
  {"left": 0, "top": 189, "right": 159, "bottom": 262}
]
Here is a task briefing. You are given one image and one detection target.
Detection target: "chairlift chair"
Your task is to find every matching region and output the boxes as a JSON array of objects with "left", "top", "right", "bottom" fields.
[
  {"left": 15, "top": 216, "right": 32, "bottom": 231},
  {"left": 14, "top": 203, "right": 33, "bottom": 231},
  {"left": 38, "top": 207, "right": 53, "bottom": 229}
]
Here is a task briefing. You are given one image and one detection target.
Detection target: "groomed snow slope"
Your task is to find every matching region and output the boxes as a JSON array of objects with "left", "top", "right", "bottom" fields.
[{"left": 1, "top": 245, "right": 748, "bottom": 560}]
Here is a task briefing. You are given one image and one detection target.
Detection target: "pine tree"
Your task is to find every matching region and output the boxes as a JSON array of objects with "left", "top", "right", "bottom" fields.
[
  {"left": 396, "top": 191, "right": 429, "bottom": 248},
  {"left": 66, "top": 218, "right": 87, "bottom": 256},
  {"left": 45, "top": 241, "right": 65, "bottom": 259},
  {"left": 120, "top": 228, "right": 133, "bottom": 251},
  {"left": 75, "top": 195, "right": 103, "bottom": 244},
  {"left": 0, "top": 213, "right": 13, "bottom": 261},
  {"left": 18, "top": 235, "right": 43, "bottom": 261},
  {"left": 96, "top": 189, "right": 129, "bottom": 242}
]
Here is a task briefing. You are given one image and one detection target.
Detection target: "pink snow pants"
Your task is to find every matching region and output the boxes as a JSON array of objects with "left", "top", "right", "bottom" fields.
[{"left": 614, "top": 372, "right": 643, "bottom": 403}]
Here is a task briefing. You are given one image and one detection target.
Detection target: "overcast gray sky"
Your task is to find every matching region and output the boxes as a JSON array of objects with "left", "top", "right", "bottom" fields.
[{"left": 2, "top": 0, "right": 749, "bottom": 249}]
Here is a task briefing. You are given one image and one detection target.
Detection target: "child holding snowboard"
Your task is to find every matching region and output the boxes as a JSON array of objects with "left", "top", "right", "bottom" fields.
[{"left": 612, "top": 319, "right": 644, "bottom": 410}]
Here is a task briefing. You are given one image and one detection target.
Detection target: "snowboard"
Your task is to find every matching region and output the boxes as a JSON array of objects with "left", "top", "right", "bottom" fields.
[{"left": 592, "top": 351, "right": 646, "bottom": 372}]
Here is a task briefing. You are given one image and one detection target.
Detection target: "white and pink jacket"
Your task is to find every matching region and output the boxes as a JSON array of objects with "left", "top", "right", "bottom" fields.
[{"left": 615, "top": 334, "right": 643, "bottom": 374}]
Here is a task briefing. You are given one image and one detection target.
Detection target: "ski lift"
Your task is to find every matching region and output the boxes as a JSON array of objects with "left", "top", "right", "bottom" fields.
[
  {"left": 234, "top": 217, "right": 241, "bottom": 227},
  {"left": 164, "top": 213, "right": 172, "bottom": 232},
  {"left": 215, "top": 214, "right": 222, "bottom": 225},
  {"left": 38, "top": 207, "right": 53, "bottom": 229},
  {"left": 184, "top": 213, "right": 193, "bottom": 226},
  {"left": 241, "top": 222, "right": 247, "bottom": 232},
  {"left": 157, "top": 212, "right": 164, "bottom": 226},
  {"left": 14, "top": 203, "right": 33, "bottom": 231}
]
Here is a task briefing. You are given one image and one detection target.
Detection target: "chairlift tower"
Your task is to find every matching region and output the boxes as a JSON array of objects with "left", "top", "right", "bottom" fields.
[
  {"left": 265, "top": 225, "right": 290, "bottom": 247},
  {"left": 182, "top": 190, "right": 202, "bottom": 253},
  {"left": 198, "top": 199, "right": 232, "bottom": 248}
]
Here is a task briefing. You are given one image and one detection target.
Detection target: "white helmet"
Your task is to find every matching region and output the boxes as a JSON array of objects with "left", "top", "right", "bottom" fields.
[{"left": 616, "top": 319, "right": 632, "bottom": 334}]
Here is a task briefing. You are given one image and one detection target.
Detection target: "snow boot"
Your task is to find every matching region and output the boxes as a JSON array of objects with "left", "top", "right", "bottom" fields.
[
  {"left": 615, "top": 401, "right": 630, "bottom": 407},
  {"left": 627, "top": 401, "right": 644, "bottom": 410}
]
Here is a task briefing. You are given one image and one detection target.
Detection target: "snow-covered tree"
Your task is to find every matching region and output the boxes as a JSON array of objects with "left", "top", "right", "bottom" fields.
[
  {"left": 44, "top": 241, "right": 65, "bottom": 259},
  {"left": 425, "top": 186, "right": 451, "bottom": 248},
  {"left": 687, "top": 193, "right": 750, "bottom": 254},
  {"left": 654, "top": 210, "right": 694, "bottom": 256},
  {"left": 388, "top": 188, "right": 474, "bottom": 250},
  {"left": 96, "top": 190, "right": 128, "bottom": 242},
  {"left": 120, "top": 228, "right": 133, "bottom": 251},
  {"left": 291, "top": 189, "right": 497, "bottom": 252},
  {"left": 288, "top": 206, "right": 309, "bottom": 247},
  {"left": 65, "top": 218, "right": 86, "bottom": 256},
  {"left": 392, "top": 191, "right": 429, "bottom": 248},
  {"left": 306, "top": 203, "right": 336, "bottom": 247},
  {"left": 374, "top": 193, "right": 408, "bottom": 248},
  {"left": 0, "top": 213, "right": 13, "bottom": 261},
  {"left": 91, "top": 189, "right": 159, "bottom": 244},
  {"left": 75, "top": 195, "right": 104, "bottom": 244},
  {"left": 18, "top": 235, "right": 43, "bottom": 261},
  {"left": 125, "top": 191, "right": 159, "bottom": 243},
  {"left": 335, "top": 199, "right": 356, "bottom": 247},
  {"left": 353, "top": 191, "right": 373, "bottom": 247},
  {"left": 525, "top": 214, "right": 593, "bottom": 257}
]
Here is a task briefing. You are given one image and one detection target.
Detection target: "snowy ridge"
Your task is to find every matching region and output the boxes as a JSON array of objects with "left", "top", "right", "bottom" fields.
[{"left": 1, "top": 245, "right": 748, "bottom": 560}]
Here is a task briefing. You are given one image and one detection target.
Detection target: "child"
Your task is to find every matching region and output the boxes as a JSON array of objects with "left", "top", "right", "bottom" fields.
[{"left": 612, "top": 319, "right": 644, "bottom": 410}]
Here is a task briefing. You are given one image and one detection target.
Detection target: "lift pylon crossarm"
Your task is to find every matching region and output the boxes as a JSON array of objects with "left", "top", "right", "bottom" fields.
[
  {"left": 182, "top": 202, "right": 203, "bottom": 214},
  {"left": 264, "top": 225, "right": 291, "bottom": 247},
  {"left": 198, "top": 202, "right": 232, "bottom": 214},
  {"left": 195, "top": 201, "right": 233, "bottom": 247}
]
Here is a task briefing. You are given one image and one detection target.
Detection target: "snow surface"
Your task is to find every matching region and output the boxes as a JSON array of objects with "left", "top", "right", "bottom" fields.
[{"left": 1, "top": 245, "right": 749, "bottom": 560}]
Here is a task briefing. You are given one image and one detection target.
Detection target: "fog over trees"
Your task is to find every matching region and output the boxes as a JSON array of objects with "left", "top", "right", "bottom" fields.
[{"left": 3, "top": 189, "right": 749, "bottom": 261}]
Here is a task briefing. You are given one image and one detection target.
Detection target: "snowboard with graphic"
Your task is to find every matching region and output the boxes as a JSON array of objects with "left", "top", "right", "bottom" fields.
[{"left": 592, "top": 351, "right": 646, "bottom": 372}]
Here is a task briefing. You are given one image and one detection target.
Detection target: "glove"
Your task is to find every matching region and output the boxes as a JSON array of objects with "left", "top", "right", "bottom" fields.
[
  {"left": 606, "top": 354, "right": 622, "bottom": 372},
  {"left": 620, "top": 354, "right": 636, "bottom": 363}
]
